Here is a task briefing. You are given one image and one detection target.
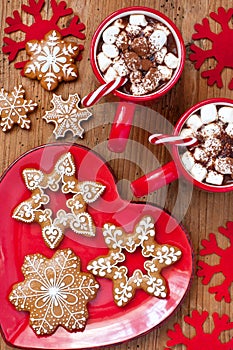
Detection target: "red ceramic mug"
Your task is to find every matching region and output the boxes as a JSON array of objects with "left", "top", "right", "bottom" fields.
[
  {"left": 90, "top": 6, "right": 185, "bottom": 152},
  {"left": 131, "top": 98, "right": 233, "bottom": 196}
]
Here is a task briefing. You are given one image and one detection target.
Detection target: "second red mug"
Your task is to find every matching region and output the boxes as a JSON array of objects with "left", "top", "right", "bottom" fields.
[{"left": 131, "top": 98, "right": 233, "bottom": 196}]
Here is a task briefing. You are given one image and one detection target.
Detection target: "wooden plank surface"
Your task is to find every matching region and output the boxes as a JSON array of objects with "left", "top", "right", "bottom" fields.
[{"left": 0, "top": 0, "right": 233, "bottom": 349}]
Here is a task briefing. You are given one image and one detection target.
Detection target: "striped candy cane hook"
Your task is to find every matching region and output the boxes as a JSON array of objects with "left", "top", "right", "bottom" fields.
[
  {"left": 82, "top": 77, "right": 127, "bottom": 107},
  {"left": 149, "top": 133, "right": 198, "bottom": 147}
]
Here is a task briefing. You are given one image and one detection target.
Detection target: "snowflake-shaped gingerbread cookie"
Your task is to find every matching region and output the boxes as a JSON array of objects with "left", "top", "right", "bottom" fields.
[
  {"left": 24, "top": 30, "right": 80, "bottom": 90},
  {"left": 13, "top": 152, "right": 106, "bottom": 249},
  {"left": 9, "top": 249, "right": 99, "bottom": 335},
  {"left": 0, "top": 85, "right": 37, "bottom": 131},
  {"left": 43, "top": 94, "right": 92, "bottom": 138},
  {"left": 87, "top": 216, "right": 182, "bottom": 307}
]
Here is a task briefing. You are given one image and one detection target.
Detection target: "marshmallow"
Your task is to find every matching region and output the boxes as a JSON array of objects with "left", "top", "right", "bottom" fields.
[
  {"left": 157, "top": 65, "right": 173, "bottom": 81},
  {"left": 122, "top": 51, "right": 141, "bottom": 71},
  {"left": 149, "top": 30, "right": 167, "bottom": 51},
  {"left": 201, "top": 123, "right": 222, "bottom": 138},
  {"left": 115, "top": 31, "right": 128, "bottom": 50},
  {"left": 97, "top": 52, "right": 112, "bottom": 73},
  {"left": 226, "top": 123, "right": 233, "bottom": 137},
  {"left": 113, "top": 19, "right": 126, "bottom": 29},
  {"left": 102, "top": 25, "right": 120, "bottom": 44},
  {"left": 143, "top": 25, "right": 154, "bottom": 37},
  {"left": 186, "top": 114, "right": 203, "bottom": 131},
  {"left": 206, "top": 171, "right": 223, "bottom": 185},
  {"left": 104, "top": 66, "right": 118, "bottom": 82},
  {"left": 130, "top": 70, "right": 142, "bottom": 84},
  {"left": 203, "top": 137, "right": 221, "bottom": 156},
  {"left": 154, "top": 22, "right": 171, "bottom": 36},
  {"left": 193, "top": 147, "right": 209, "bottom": 162},
  {"left": 200, "top": 104, "right": 218, "bottom": 124},
  {"left": 129, "top": 14, "right": 148, "bottom": 27},
  {"left": 143, "top": 68, "right": 161, "bottom": 91},
  {"left": 164, "top": 53, "right": 179, "bottom": 69},
  {"left": 154, "top": 46, "right": 167, "bottom": 64},
  {"left": 102, "top": 43, "right": 119, "bottom": 58},
  {"left": 181, "top": 151, "right": 195, "bottom": 171},
  {"left": 179, "top": 128, "right": 194, "bottom": 138},
  {"left": 215, "top": 157, "right": 233, "bottom": 174},
  {"left": 218, "top": 106, "right": 233, "bottom": 123},
  {"left": 112, "top": 58, "right": 130, "bottom": 77},
  {"left": 131, "top": 83, "right": 147, "bottom": 96},
  {"left": 125, "top": 24, "right": 142, "bottom": 36},
  {"left": 190, "top": 163, "right": 207, "bottom": 182}
]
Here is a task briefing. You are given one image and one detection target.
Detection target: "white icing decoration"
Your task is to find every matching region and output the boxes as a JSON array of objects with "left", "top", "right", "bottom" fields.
[
  {"left": 55, "top": 152, "right": 75, "bottom": 177},
  {"left": 24, "top": 30, "right": 79, "bottom": 91},
  {"left": 153, "top": 245, "right": 182, "bottom": 265},
  {"left": 42, "top": 225, "right": 63, "bottom": 249},
  {"left": 87, "top": 215, "right": 182, "bottom": 306},
  {"left": 53, "top": 209, "right": 74, "bottom": 227},
  {"left": 9, "top": 249, "right": 99, "bottom": 335},
  {"left": 0, "top": 85, "right": 37, "bottom": 131},
  {"left": 23, "top": 169, "right": 44, "bottom": 190},
  {"left": 12, "top": 152, "right": 105, "bottom": 249},
  {"left": 66, "top": 193, "right": 84, "bottom": 212},
  {"left": 43, "top": 94, "right": 92, "bottom": 139},
  {"left": 78, "top": 181, "right": 106, "bottom": 203},
  {"left": 70, "top": 212, "right": 96, "bottom": 237},
  {"left": 12, "top": 202, "right": 35, "bottom": 222}
]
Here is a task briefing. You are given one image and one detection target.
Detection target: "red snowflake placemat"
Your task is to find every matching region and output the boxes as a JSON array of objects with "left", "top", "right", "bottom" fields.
[
  {"left": 165, "top": 310, "right": 233, "bottom": 349},
  {"left": 197, "top": 221, "right": 233, "bottom": 303},
  {"left": 190, "top": 7, "right": 233, "bottom": 89},
  {"left": 2, "top": 0, "right": 85, "bottom": 73}
]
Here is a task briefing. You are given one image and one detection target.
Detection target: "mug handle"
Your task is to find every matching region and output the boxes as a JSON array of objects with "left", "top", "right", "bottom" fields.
[
  {"left": 108, "top": 101, "right": 136, "bottom": 153},
  {"left": 131, "top": 161, "right": 179, "bottom": 197}
]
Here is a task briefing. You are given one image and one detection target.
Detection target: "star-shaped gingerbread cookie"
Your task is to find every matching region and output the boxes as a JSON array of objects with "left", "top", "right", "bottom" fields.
[
  {"left": 9, "top": 249, "right": 99, "bottom": 335},
  {"left": 0, "top": 85, "right": 37, "bottom": 131},
  {"left": 87, "top": 216, "right": 182, "bottom": 307},
  {"left": 12, "top": 152, "right": 105, "bottom": 249},
  {"left": 43, "top": 93, "right": 92, "bottom": 138},
  {"left": 24, "top": 30, "right": 80, "bottom": 91}
]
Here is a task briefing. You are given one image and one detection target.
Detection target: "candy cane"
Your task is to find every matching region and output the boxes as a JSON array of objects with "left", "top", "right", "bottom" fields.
[
  {"left": 82, "top": 77, "right": 127, "bottom": 107},
  {"left": 149, "top": 133, "right": 198, "bottom": 147}
]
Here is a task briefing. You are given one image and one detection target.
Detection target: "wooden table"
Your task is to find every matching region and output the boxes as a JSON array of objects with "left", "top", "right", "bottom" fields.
[{"left": 0, "top": 0, "right": 233, "bottom": 349}]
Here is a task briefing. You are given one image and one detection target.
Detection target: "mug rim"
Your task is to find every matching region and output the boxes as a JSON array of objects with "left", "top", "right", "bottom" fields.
[
  {"left": 173, "top": 97, "right": 233, "bottom": 192},
  {"left": 90, "top": 6, "right": 186, "bottom": 102}
]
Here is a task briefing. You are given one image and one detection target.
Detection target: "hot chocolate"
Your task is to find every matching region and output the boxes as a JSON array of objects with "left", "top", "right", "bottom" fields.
[
  {"left": 180, "top": 103, "right": 233, "bottom": 186},
  {"left": 96, "top": 14, "right": 179, "bottom": 96}
]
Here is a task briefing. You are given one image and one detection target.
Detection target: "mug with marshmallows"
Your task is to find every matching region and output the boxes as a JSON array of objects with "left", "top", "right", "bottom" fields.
[
  {"left": 131, "top": 98, "right": 233, "bottom": 196},
  {"left": 89, "top": 6, "right": 185, "bottom": 152}
]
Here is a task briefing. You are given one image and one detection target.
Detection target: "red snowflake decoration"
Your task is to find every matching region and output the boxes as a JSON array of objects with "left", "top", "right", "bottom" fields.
[
  {"left": 165, "top": 310, "right": 233, "bottom": 350},
  {"left": 2, "top": 0, "right": 85, "bottom": 73},
  {"left": 190, "top": 7, "right": 233, "bottom": 89},
  {"left": 197, "top": 221, "right": 233, "bottom": 303}
]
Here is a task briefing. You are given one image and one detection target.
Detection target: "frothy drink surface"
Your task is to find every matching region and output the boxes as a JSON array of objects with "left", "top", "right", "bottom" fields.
[
  {"left": 180, "top": 103, "right": 233, "bottom": 186},
  {"left": 96, "top": 14, "right": 179, "bottom": 96}
]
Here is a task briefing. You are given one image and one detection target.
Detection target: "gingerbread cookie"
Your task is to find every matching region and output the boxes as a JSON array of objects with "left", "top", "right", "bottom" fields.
[
  {"left": 87, "top": 215, "right": 182, "bottom": 307},
  {"left": 43, "top": 93, "right": 92, "bottom": 139},
  {"left": 9, "top": 249, "right": 99, "bottom": 335},
  {"left": 0, "top": 85, "right": 37, "bottom": 131},
  {"left": 13, "top": 152, "right": 105, "bottom": 249},
  {"left": 24, "top": 30, "right": 80, "bottom": 91}
]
